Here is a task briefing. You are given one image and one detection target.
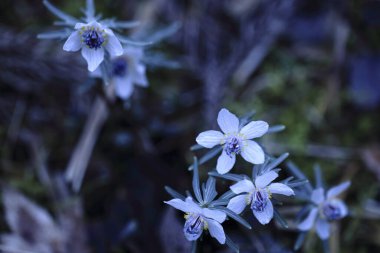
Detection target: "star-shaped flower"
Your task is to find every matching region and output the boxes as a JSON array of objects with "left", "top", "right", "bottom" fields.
[
  {"left": 196, "top": 108, "right": 269, "bottom": 174},
  {"left": 92, "top": 46, "right": 148, "bottom": 99},
  {"left": 227, "top": 170, "right": 294, "bottom": 225},
  {"left": 63, "top": 21, "right": 123, "bottom": 71},
  {"left": 165, "top": 197, "right": 227, "bottom": 244},
  {"left": 297, "top": 181, "right": 350, "bottom": 240}
]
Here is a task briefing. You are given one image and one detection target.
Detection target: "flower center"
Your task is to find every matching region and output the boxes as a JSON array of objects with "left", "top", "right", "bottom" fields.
[
  {"left": 82, "top": 29, "right": 105, "bottom": 49},
  {"left": 322, "top": 202, "right": 342, "bottom": 221},
  {"left": 251, "top": 189, "right": 269, "bottom": 212},
  {"left": 224, "top": 136, "right": 242, "bottom": 157},
  {"left": 112, "top": 58, "right": 128, "bottom": 77},
  {"left": 183, "top": 214, "right": 204, "bottom": 241}
]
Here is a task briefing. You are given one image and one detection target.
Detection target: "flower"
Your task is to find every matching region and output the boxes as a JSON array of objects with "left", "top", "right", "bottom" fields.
[
  {"left": 165, "top": 196, "right": 227, "bottom": 244},
  {"left": 297, "top": 181, "right": 350, "bottom": 240},
  {"left": 227, "top": 170, "right": 294, "bottom": 225},
  {"left": 92, "top": 46, "right": 148, "bottom": 99},
  {"left": 63, "top": 21, "right": 123, "bottom": 71},
  {"left": 196, "top": 108, "right": 269, "bottom": 174}
]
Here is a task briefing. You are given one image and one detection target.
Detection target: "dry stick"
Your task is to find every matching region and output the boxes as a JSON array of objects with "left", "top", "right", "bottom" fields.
[{"left": 65, "top": 96, "right": 109, "bottom": 192}]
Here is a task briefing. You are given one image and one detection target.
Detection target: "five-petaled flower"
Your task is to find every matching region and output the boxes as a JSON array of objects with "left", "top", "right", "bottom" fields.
[
  {"left": 165, "top": 197, "right": 227, "bottom": 244},
  {"left": 63, "top": 21, "right": 123, "bottom": 71},
  {"left": 92, "top": 46, "right": 148, "bottom": 99},
  {"left": 196, "top": 108, "right": 269, "bottom": 174},
  {"left": 297, "top": 181, "right": 350, "bottom": 240},
  {"left": 227, "top": 170, "right": 294, "bottom": 225}
]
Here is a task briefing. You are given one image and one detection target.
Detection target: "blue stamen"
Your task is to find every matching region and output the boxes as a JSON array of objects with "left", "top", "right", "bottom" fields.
[
  {"left": 225, "top": 137, "right": 241, "bottom": 157},
  {"left": 251, "top": 190, "right": 268, "bottom": 212},
  {"left": 183, "top": 214, "right": 204, "bottom": 241},
  {"left": 112, "top": 58, "right": 128, "bottom": 77},
  {"left": 323, "top": 203, "right": 342, "bottom": 221},
  {"left": 82, "top": 29, "right": 104, "bottom": 49}
]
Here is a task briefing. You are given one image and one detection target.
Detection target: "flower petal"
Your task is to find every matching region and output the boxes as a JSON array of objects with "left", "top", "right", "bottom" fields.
[
  {"left": 133, "top": 64, "right": 149, "bottom": 87},
  {"left": 105, "top": 30, "right": 123, "bottom": 57},
  {"left": 327, "top": 181, "right": 350, "bottom": 199},
  {"left": 253, "top": 199, "right": 274, "bottom": 225},
  {"left": 255, "top": 171, "right": 278, "bottom": 188},
  {"left": 227, "top": 194, "right": 248, "bottom": 214},
  {"left": 230, "top": 179, "right": 254, "bottom": 194},
  {"left": 241, "top": 140, "right": 265, "bottom": 165},
  {"left": 268, "top": 183, "right": 295, "bottom": 196},
  {"left": 202, "top": 209, "right": 226, "bottom": 223},
  {"left": 217, "top": 108, "right": 239, "bottom": 134},
  {"left": 216, "top": 152, "right": 236, "bottom": 174},
  {"left": 114, "top": 76, "right": 134, "bottom": 99},
  {"left": 196, "top": 130, "right": 224, "bottom": 148},
  {"left": 330, "top": 199, "right": 349, "bottom": 218},
  {"left": 297, "top": 208, "right": 318, "bottom": 231},
  {"left": 63, "top": 31, "right": 81, "bottom": 52},
  {"left": 240, "top": 121, "right": 269, "bottom": 140},
  {"left": 316, "top": 218, "right": 330, "bottom": 240},
  {"left": 74, "top": 22, "right": 88, "bottom": 29},
  {"left": 164, "top": 197, "right": 201, "bottom": 214},
  {"left": 311, "top": 188, "right": 325, "bottom": 205},
  {"left": 81, "top": 47, "right": 105, "bottom": 72},
  {"left": 204, "top": 218, "right": 226, "bottom": 244}
]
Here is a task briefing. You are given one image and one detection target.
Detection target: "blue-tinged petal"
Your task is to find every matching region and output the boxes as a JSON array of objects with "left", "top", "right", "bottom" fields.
[
  {"left": 241, "top": 140, "right": 265, "bottom": 165},
  {"left": 81, "top": 47, "right": 105, "bottom": 72},
  {"left": 230, "top": 179, "right": 254, "bottom": 194},
  {"left": 202, "top": 209, "right": 226, "bottom": 223},
  {"left": 227, "top": 194, "right": 248, "bottom": 214},
  {"left": 196, "top": 130, "right": 224, "bottom": 148},
  {"left": 329, "top": 199, "right": 349, "bottom": 218},
  {"left": 216, "top": 152, "right": 236, "bottom": 174},
  {"left": 316, "top": 218, "right": 330, "bottom": 240},
  {"left": 240, "top": 121, "right": 269, "bottom": 140},
  {"left": 63, "top": 31, "right": 81, "bottom": 52},
  {"left": 298, "top": 208, "right": 318, "bottom": 231},
  {"left": 114, "top": 76, "right": 133, "bottom": 100},
  {"left": 311, "top": 188, "right": 325, "bottom": 205},
  {"left": 217, "top": 108, "right": 239, "bottom": 134},
  {"left": 105, "top": 29, "right": 123, "bottom": 57},
  {"left": 164, "top": 197, "right": 201, "bottom": 214},
  {"left": 268, "top": 183, "right": 295, "bottom": 196},
  {"left": 74, "top": 22, "right": 88, "bottom": 29},
  {"left": 183, "top": 214, "right": 204, "bottom": 241},
  {"left": 327, "top": 181, "right": 350, "bottom": 199},
  {"left": 133, "top": 64, "right": 149, "bottom": 87},
  {"left": 252, "top": 199, "right": 273, "bottom": 225},
  {"left": 255, "top": 171, "right": 278, "bottom": 188},
  {"left": 204, "top": 218, "right": 226, "bottom": 244}
]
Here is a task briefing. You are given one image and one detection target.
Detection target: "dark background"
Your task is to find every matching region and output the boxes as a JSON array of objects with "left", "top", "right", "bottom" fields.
[{"left": 0, "top": 0, "right": 380, "bottom": 252}]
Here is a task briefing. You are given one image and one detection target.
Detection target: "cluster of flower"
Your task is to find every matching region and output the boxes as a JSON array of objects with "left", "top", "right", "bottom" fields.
[
  {"left": 39, "top": 1, "right": 351, "bottom": 252},
  {"left": 165, "top": 108, "right": 351, "bottom": 252},
  {"left": 39, "top": 0, "right": 149, "bottom": 101}
]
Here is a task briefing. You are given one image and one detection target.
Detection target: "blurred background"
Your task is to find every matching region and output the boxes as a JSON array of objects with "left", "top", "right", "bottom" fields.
[{"left": 0, "top": 0, "right": 380, "bottom": 252}]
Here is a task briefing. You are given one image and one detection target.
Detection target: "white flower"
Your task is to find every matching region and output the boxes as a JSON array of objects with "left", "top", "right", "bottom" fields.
[
  {"left": 227, "top": 171, "right": 294, "bottom": 225},
  {"left": 63, "top": 21, "right": 123, "bottom": 72},
  {"left": 92, "top": 46, "right": 148, "bottom": 100},
  {"left": 196, "top": 108, "right": 269, "bottom": 174},
  {"left": 297, "top": 181, "right": 350, "bottom": 240},
  {"left": 165, "top": 197, "right": 227, "bottom": 244}
]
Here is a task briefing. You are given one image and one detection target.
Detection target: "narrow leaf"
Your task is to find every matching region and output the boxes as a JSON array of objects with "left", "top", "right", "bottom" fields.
[
  {"left": 189, "top": 146, "right": 222, "bottom": 170},
  {"left": 211, "top": 206, "right": 251, "bottom": 229},
  {"left": 208, "top": 171, "right": 245, "bottom": 182},
  {"left": 43, "top": 0, "right": 78, "bottom": 25},
  {"left": 164, "top": 186, "right": 185, "bottom": 200},
  {"left": 294, "top": 232, "right": 307, "bottom": 250},
  {"left": 267, "top": 125, "right": 286, "bottom": 134},
  {"left": 273, "top": 208, "right": 288, "bottom": 229},
  {"left": 192, "top": 157, "right": 203, "bottom": 203},
  {"left": 226, "top": 235, "right": 239, "bottom": 253}
]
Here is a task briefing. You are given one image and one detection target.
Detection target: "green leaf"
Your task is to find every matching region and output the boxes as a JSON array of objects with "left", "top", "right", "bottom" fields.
[{"left": 211, "top": 206, "right": 251, "bottom": 229}]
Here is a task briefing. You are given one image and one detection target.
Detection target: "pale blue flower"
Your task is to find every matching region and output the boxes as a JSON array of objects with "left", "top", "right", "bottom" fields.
[
  {"left": 227, "top": 170, "right": 294, "bottom": 225},
  {"left": 297, "top": 181, "right": 350, "bottom": 240},
  {"left": 63, "top": 21, "right": 123, "bottom": 72},
  {"left": 196, "top": 108, "right": 269, "bottom": 174},
  {"left": 92, "top": 46, "right": 148, "bottom": 99},
  {"left": 165, "top": 196, "right": 227, "bottom": 244}
]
